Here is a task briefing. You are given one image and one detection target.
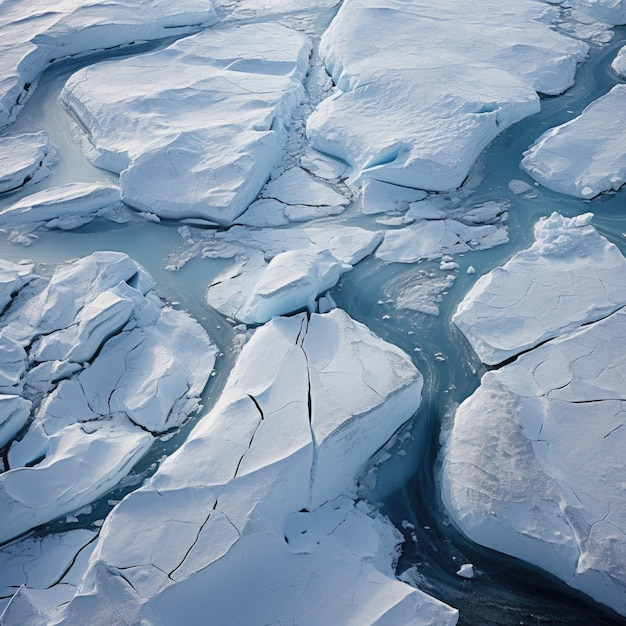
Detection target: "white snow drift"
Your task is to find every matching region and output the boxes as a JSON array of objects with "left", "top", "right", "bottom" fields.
[
  {"left": 521, "top": 85, "right": 626, "bottom": 198},
  {"left": 453, "top": 212, "right": 626, "bottom": 365},
  {"left": 27, "top": 309, "right": 458, "bottom": 625},
  {"left": 0, "top": 251, "right": 216, "bottom": 545},
  {"left": 442, "top": 306, "right": 626, "bottom": 616},
  {"left": 61, "top": 23, "right": 311, "bottom": 224},
  {"left": 307, "top": 0, "right": 588, "bottom": 192}
]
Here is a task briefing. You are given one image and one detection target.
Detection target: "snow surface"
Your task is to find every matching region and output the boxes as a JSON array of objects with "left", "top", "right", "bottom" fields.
[
  {"left": 521, "top": 85, "right": 626, "bottom": 198},
  {"left": 0, "top": 252, "right": 216, "bottom": 545},
  {"left": 442, "top": 306, "right": 626, "bottom": 616},
  {"left": 453, "top": 212, "right": 626, "bottom": 365},
  {"left": 307, "top": 0, "right": 588, "bottom": 192},
  {"left": 61, "top": 23, "right": 312, "bottom": 224},
  {"left": 0, "top": 0, "right": 217, "bottom": 129},
  {"left": 0, "top": 132, "right": 57, "bottom": 194},
  {"left": 33, "top": 309, "right": 457, "bottom": 625}
]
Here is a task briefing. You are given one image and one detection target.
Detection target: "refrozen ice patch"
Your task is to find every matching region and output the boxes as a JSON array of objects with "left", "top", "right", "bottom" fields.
[
  {"left": 0, "top": 133, "right": 57, "bottom": 195},
  {"left": 0, "top": 182, "right": 130, "bottom": 234},
  {"left": 0, "top": 0, "right": 217, "bottom": 129},
  {"left": 454, "top": 212, "right": 626, "bottom": 365},
  {"left": 387, "top": 271, "right": 457, "bottom": 317},
  {"left": 0, "top": 252, "right": 216, "bottom": 545},
  {"left": 521, "top": 85, "right": 626, "bottom": 198},
  {"left": 61, "top": 23, "right": 311, "bottom": 224},
  {"left": 307, "top": 0, "right": 588, "bottom": 192},
  {"left": 34, "top": 309, "right": 458, "bottom": 625},
  {"left": 442, "top": 307, "right": 626, "bottom": 616},
  {"left": 612, "top": 45, "right": 626, "bottom": 77}
]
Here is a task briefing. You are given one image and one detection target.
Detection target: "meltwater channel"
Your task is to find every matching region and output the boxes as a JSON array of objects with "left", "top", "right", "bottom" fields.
[{"left": 0, "top": 24, "right": 625, "bottom": 626}]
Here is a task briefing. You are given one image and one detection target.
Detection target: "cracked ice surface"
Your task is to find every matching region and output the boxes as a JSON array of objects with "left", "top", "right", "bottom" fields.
[
  {"left": 0, "top": 251, "right": 216, "bottom": 545},
  {"left": 43, "top": 309, "right": 457, "bottom": 625},
  {"left": 0, "top": 133, "right": 57, "bottom": 195},
  {"left": 441, "top": 306, "right": 626, "bottom": 616},
  {"left": 453, "top": 212, "right": 626, "bottom": 365},
  {"left": 61, "top": 23, "right": 312, "bottom": 224},
  {"left": 306, "top": 0, "right": 588, "bottom": 192},
  {"left": 521, "top": 85, "right": 626, "bottom": 199},
  {"left": 0, "top": 0, "right": 217, "bottom": 129}
]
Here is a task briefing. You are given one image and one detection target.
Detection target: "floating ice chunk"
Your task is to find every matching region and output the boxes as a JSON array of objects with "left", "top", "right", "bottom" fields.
[
  {"left": 453, "top": 212, "right": 626, "bottom": 365},
  {"left": 43, "top": 310, "right": 458, "bottom": 625},
  {"left": 456, "top": 564, "right": 474, "bottom": 579},
  {"left": 0, "top": 132, "right": 57, "bottom": 194},
  {"left": 612, "top": 45, "right": 626, "bottom": 77},
  {"left": 208, "top": 249, "right": 351, "bottom": 324},
  {"left": 0, "top": 0, "right": 217, "bottom": 129},
  {"left": 307, "top": 0, "right": 587, "bottom": 192},
  {"left": 361, "top": 180, "right": 427, "bottom": 215},
  {"left": 198, "top": 223, "right": 381, "bottom": 324},
  {"left": 61, "top": 24, "right": 311, "bottom": 224},
  {"left": 521, "top": 85, "right": 626, "bottom": 198},
  {"left": 442, "top": 307, "right": 626, "bottom": 616},
  {"left": 507, "top": 179, "right": 535, "bottom": 196}
]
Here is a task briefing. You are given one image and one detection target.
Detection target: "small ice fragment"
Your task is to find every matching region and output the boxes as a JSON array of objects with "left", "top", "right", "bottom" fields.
[
  {"left": 466, "top": 266, "right": 476, "bottom": 274},
  {"left": 456, "top": 563, "right": 474, "bottom": 579}
]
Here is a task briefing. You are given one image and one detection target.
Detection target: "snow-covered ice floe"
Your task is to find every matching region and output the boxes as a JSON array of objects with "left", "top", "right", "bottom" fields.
[
  {"left": 0, "top": 0, "right": 217, "bottom": 129},
  {"left": 442, "top": 305, "right": 626, "bottom": 616},
  {"left": 453, "top": 212, "right": 626, "bottom": 365},
  {"left": 0, "top": 182, "right": 130, "bottom": 235},
  {"left": 61, "top": 23, "right": 312, "bottom": 224},
  {"left": 0, "top": 251, "right": 216, "bottom": 546},
  {"left": 307, "top": 0, "right": 588, "bottom": 192},
  {"left": 521, "top": 85, "right": 626, "bottom": 199},
  {"left": 16, "top": 308, "right": 458, "bottom": 625},
  {"left": 0, "top": 132, "right": 57, "bottom": 194}
]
